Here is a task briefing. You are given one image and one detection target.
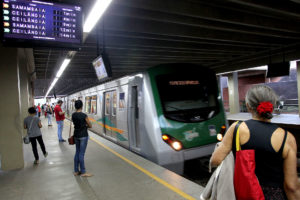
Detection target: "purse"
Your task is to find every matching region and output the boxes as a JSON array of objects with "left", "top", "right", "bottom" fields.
[
  {"left": 23, "top": 135, "right": 30, "bottom": 144},
  {"left": 68, "top": 121, "right": 75, "bottom": 145},
  {"left": 233, "top": 121, "right": 265, "bottom": 200},
  {"left": 23, "top": 118, "right": 34, "bottom": 144}
]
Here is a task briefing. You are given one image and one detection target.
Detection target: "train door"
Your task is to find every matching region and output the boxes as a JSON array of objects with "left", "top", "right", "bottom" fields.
[
  {"left": 111, "top": 91, "right": 117, "bottom": 138},
  {"left": 103, "top": 90, "right": 117, "bottom": 139},
  {"left": 129, "top": 85, "right": 140, "bottom": 151}
]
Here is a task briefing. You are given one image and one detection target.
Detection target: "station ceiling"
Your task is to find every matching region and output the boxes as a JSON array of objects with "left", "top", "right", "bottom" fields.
[{"left": 34, "top": 0, "right": 300, "bottom": 97}]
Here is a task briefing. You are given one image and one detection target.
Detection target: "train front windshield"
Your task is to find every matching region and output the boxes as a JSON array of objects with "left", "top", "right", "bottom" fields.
[{"left": 156, "top": 74, "right": 220, "bottom": 122}]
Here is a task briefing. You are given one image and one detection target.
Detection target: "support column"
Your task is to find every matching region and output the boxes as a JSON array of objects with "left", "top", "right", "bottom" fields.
[
  {"left": 297, "top": 61, "right": 300, "bottom": 117},
  {"left": 228, "top": 72, "right": 240, "bottom": 114},
  {"left": 0, "top": 47, "right": 24, "bottom": 170}
]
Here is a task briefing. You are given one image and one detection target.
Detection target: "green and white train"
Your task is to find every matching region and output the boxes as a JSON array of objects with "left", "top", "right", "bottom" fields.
[{"left": 63, "top": 63, "right": 227, "bottom": 174}]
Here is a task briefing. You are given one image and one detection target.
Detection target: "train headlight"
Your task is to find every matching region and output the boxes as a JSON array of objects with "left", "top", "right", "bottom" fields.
[
  {"left": 217, "top": 133, "right": 223, "bottom": 141},
  {"left": 162, "top": 135, "right": 169, "bottom": 141},
  {"left": 162, "top": 134, "right": 183, "bottom": 151},
  {"left": 171, "top": 141, "right": 182, "bottom": 151},
  {"left": 217, "top": 125, "right": 226, "bottom": 141}
]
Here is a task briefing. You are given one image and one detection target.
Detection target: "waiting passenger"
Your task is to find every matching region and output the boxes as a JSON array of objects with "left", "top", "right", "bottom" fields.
[
  {"left": 46, "top": 105, "right": 53, "bottom": 126},
  {"left": 54, "top": 100, "right": 66, "bottom": 142},
  {"left": 24, "top": 107, "right": 48, "bottom": 165},
  {"left": 72, "top": 100, "right": 93, "bottom": 177},
  {"left": 210, "top": 85, "right": 300, "bottom": 200},
  {"left": 37, "top": 103, "right": 41, "bottom": 118}
]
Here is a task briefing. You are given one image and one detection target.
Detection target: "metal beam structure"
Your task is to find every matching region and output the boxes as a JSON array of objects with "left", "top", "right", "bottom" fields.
[{"left": 33, "top": 0, "right": 300, "bottom": 97}]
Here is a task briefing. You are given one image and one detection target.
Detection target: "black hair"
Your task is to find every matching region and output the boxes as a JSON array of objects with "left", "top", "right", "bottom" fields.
[
  {"left": 28, "top": 107, "right": 36, "bottom": 114},
  {"left": 57, "top": 100, "right": 63, "bottom": 104},
  {"left": 75, "top": 100, "right": 83, "bottom": 110}
]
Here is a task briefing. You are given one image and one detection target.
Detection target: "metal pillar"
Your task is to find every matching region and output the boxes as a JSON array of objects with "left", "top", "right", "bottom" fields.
[
  {"left": 228, "top": 72, "right": 240, "bottom": 114},
  {"left": 297, "top": 61, "right": 300, "bottom": 117}
]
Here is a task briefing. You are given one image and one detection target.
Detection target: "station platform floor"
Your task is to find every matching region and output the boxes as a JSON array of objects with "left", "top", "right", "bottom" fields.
[{"left": 0, "top": 117, "right": 203, "bottom": 200}]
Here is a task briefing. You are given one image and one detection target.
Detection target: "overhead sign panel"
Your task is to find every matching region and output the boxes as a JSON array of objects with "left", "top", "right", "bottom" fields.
[
  {"left": 1, "top": 0, "right": 82, "bottom": 49},
  {"left": 92, "top": 53, "right": 112, "bottom": 81}
]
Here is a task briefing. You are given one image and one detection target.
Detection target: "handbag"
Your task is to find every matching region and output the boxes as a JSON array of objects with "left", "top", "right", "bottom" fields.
[
  {"left": 23, "top": 135, "right": 30, "bottom": 144},
  {"left": 23, "top": 117, "right": 34, "bottom": 144},
  {"left": 68, "top": 121, "right": 75, "bottom": 145},
  {"left": 233, "top": 121, "right": 265, "bottom": 200}
]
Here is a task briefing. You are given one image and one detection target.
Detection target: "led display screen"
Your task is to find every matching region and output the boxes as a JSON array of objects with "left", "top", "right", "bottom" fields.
[
  {"left": 1, "top": 0, "right": 82, "bottom": 49},
  {"left": 92, "top": 53, "right": 112, "bottom": 81},
  {"left": 267, "top": 62, "right": 290, "bottom": 78}
]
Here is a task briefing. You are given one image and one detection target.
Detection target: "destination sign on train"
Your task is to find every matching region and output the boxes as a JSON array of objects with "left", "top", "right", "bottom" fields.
[
  {"left": 2, "top": 0, "right": 82, "bottom": 48},
  {"left": 169, "top": 80, "right": 200, "bottom": 85}
]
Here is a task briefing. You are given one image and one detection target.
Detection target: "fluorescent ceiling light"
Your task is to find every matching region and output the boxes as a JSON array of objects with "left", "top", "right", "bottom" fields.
[
  {"left": 56, "top": 58, "right": 71, "bottom": 78},
  {"left": 44, "top": 58, "right": 70, "bottom": 97},
  {"left": 45, "top": 77, "right": 58, "bottom": 97},
  {"left": 83, "top": 0, "right": 113, "bottom": 32},
  {"left": 50, "top": 77, "right": 59, "bottom": 88}
]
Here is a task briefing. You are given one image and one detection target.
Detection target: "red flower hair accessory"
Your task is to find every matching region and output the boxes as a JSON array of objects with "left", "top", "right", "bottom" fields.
[{"left": 256, "top": 101, "right": 273, "bottom": 115}]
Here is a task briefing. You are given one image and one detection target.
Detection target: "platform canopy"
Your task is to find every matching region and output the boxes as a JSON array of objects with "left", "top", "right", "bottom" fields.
[{"left": 33, "top": 0, "right": 300, "bottom": 97}]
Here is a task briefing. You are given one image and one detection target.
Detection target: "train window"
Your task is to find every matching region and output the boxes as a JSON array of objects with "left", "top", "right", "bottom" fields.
[
  {"left": 156, "top": 73, "right": 219, "bottom": 122},
  {"left": 119, "top": 92, "right": 125, "bottom": 109},
  {"left": 105, "top": 93, "right": 111, "bottom": 115},
  {"left": 112, "top": 91, "right": 117, "bottom": 115},
  {"left": 91, "top": 95, "right": 97, "bottom": 114},
  {"left": 85, "top": 96, "right": 91, "bottom": 113}
]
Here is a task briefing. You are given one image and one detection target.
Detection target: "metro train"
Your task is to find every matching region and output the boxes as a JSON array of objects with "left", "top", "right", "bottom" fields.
[{"left": 62, "top": 63, "right": 227, "bottom": 174}]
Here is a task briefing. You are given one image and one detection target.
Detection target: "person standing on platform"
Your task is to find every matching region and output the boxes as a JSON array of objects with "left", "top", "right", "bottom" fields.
[
  {"left": 35, "top": 106, "right": 39, "bottom": 117},
  {"left": 210, "top": 85, "right": 300, "bottom": 200},
  {"left": 46, "top": 105, "right": 53, "bottom": 126},
  {"left": 54, "top": 100, "right": 66, "bottom": 142},
  {"left": 24, "top": 107, "right": 48, "bottom": 164},
  {"left": 37, "top": 103, "right": 41, "bottom": 118},
  {"left": 72, "top": 100, "right": 93, "bottom": 177},
  {"left": 44, "top": 104, "right": 47, "bottom": 118}
]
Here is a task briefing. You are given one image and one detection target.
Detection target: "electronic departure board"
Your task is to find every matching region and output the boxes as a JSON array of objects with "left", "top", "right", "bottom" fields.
[{"left": 1, "top": 0, "right": 83, "bottom": 49}]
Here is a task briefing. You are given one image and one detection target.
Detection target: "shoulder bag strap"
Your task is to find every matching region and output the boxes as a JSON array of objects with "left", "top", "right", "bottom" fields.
[
  {"left": 28, "top": 117, "right": 35, "bottom": 133},
  {"left": 232, "top": 121, "right": 242, "bottom": 157},
  {"left": 69, "top": 120, "right": 72, "bottom": 137}
]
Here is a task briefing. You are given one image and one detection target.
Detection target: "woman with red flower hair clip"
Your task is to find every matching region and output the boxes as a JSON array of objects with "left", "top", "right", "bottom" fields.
[{"left": 210, "top": 84, "right": 300, "bottom": 200}]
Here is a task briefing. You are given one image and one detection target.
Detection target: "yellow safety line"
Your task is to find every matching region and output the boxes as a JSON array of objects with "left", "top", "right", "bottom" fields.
[{"left": 90, "top": 137, "right": 196, "bottom": 200}]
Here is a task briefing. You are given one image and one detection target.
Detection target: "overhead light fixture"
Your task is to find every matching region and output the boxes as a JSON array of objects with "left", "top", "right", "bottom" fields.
[
  {"left": 44, "top": 58, "right": 71, "bottom": 98},
  {"left": 56, "top": 58, "right": 71, "bottom": 78},
  {"left": 45, "top": 77, "right": 58, "bottom": 97},
  {"left": 83, "top": 0, "right": 113, "bottom": 33}
]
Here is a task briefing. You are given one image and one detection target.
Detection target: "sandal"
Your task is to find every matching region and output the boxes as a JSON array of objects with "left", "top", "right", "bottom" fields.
[
  {"left": 80, "top": 173, "right": 93, "bottom": 177},
  {"left": 73, "top": 172, "right": 81, "bottom": 176}
]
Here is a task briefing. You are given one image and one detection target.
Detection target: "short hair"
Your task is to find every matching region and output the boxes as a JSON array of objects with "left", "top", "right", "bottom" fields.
[
  {"left": 28, "top": 107, "right": 36, "bottom": 114},
  {"left": 57, "top": 100, "right": 63, "bottom": 104},
  {"left": 245, "top": 84, "right": 278, "bottom": 119},
  {"left": 75, "top": 100, "right": 83, "bottom": 110}
]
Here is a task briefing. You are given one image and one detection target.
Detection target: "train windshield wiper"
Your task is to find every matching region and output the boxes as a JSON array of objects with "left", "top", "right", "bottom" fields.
[{"left": 165, "top": 105, "right": 184, "bottom": 111}]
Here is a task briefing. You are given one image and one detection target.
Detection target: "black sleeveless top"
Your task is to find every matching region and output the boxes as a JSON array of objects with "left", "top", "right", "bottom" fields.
[
  {"left": 72, "top": 112, "right": 88, "bottom": 138},
  {"left": 240, "top": 119, "right": 287, "bottom": 188}
]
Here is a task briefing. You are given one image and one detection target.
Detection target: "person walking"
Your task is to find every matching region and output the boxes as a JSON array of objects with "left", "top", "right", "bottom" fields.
[
  {"left": 24, "top": 107, "right": 48, "bottom": 164},
  {"left": 72, "top": 100, "right": 93, "bottom": 177},
  {"left": 46, "top": 105, "right": 53, "bottom": 126},
  {"left": 44, "top": 104, "right": 47, "bottom": 118},
  {"left": 210, "top": 85, "right": 300, "bottom": 200},
  {"left": 37, "top": 103, "right": 41, "bottom": 118},
  {"left": 54, "top": 100, "right": 66, "bottom": 142}
]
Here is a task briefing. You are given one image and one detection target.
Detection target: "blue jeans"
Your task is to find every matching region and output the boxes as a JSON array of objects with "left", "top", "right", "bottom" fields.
[
  {"left": 47, "top": 114, "right": 52, "bottom": 125},
  {"left": 74, "top": 136, "right": 88, "bottom": 174},
  {"left": 56, "top": 120, "right": 64, "bottom": 141}
]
